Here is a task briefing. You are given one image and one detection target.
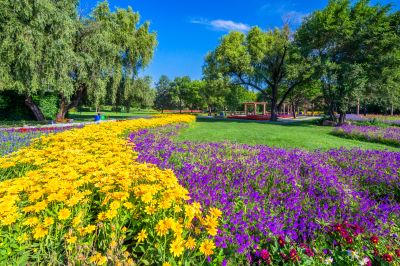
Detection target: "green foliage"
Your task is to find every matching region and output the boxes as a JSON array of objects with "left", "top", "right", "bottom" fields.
[
  {"left": 296, "top": 0, "right": 400, "bottom": 123},
  {"left": 0, "top": 1, "right": 157, "bottom": 120},
  {"left": 204, "top": 25, "right": 314, "bottom": 120},
  {"left": 36, "top": 94, "right": 59, "bottom": 120}
]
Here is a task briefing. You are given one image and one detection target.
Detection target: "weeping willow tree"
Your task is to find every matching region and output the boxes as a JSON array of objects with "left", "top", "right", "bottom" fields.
[
  {"left": 0, "top": 0, "right": 156, "bottom": 121},
  {"left": 57, "top": 2, "right": 157, "bottom": 119},
  {"left": 0, "top": 0, "right": 78, "bottom": 121}
]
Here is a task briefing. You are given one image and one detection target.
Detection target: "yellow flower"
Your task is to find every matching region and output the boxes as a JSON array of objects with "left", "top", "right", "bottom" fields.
[
  {"left": 199, "top": 239, "right": 216, "bottom": 256},
  {"left": 84, "top": 224, "right": 96, "bottom": 234},
  {"left": 170, "top": 237, "right": 185, "bottom": 257},
  {"left": 136, "top": 229, "right": 148, "bottom": 243},
  {"left": 207, "top": 227, "right": 218, "bottom": 236},
  {"left": 43, "top": 217, "right": 54, "bottom": 227},
  {"left": 33, "top": 225, "right": 48, "bottom": 239},
  {"left": 162, "top": 263, "right": 172, "bottom": 266},
  {"left": 66, "top": 236, "right": 77, "bottom": 244},
  {"left": 97, "top": 212, "right": 107, "bottom": 221},
  {"left": 58, "top": 208, "right": 71, "bottom": 220},
  {"left": 209, "top": 207, "right": 222, "bottom": 218},
  {"left": 144, "top": 205, "right": 156, "bottom": 215},
  {"left": 109, "top": 201, "right": 121, "bottom": 210},
  {"left": 155, "top": 220, "right": 169, "bottom": 236},
  {"left": 123, "top": 202, "right": 134, "bottom": 210},
  {"left": 23, "top": 217, "right": 39, "bottom": 227},
  {"left": 105, "top": 209, "right": 117, "bottom": 220},
  {"left": 98, "top": 256, "right": 107, "bottom": 265},
  {"left": 185, "top": 237, "right": 196, "bottom": 250}
]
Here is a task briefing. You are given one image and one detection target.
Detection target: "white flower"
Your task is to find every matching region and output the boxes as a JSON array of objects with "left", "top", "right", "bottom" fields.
[
  {"left": 359, "top": 257, "right": 370, "bottom": 266},
  {"left": 348, "top": 250, "right": 359, "bottom": 260},
  {"left": 324, "top": 257, "right": 334, "bottom": 264}
]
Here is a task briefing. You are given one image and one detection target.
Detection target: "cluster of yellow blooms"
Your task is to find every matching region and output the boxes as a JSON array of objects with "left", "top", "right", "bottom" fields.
[{"left": 0, "top": 115, "right": 222, "bottom": 265}]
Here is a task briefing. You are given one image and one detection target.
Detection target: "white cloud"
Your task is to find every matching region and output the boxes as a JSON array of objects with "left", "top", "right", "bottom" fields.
[{"left": 190, "top": 18, "right": 251, "bottom": 32}]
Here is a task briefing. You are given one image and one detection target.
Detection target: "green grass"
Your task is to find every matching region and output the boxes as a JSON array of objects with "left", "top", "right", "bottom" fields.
[{"left": 175, "top": 119, "right": 399, "bottom": 151}]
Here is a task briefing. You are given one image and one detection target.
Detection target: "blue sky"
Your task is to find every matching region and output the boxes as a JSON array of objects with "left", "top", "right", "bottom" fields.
[{"left": 81, "top": 0, "right": 398, "bottom": 82}]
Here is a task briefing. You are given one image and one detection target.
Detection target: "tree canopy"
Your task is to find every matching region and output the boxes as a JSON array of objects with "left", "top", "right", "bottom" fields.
[{"left": 0, "top": 0, "right": 156, "bottom": 120}]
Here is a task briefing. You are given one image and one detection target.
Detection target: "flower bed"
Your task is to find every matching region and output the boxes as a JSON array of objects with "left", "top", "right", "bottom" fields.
[
  {"left": 333, "top": 124, "right": 400, "bottom": 146},
  {"left": 0, "top": 125, "right": 83, "bottom": 156},
  {"left": 347, "top": 114, "right": 400, "bottom": 126},
  {"left": 131, "top": 125, "right": 400, "bottom": 265},
  {"left": 0, "top": 115, "right": 223, "bottom": 265}
]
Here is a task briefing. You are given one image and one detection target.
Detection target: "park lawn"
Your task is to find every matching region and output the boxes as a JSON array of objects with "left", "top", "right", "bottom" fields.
[{"left": 175, "top": 119, "right": 399, "bottom": 151}]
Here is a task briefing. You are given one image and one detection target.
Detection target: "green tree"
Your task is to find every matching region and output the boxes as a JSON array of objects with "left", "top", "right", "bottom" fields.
[
  {"left": 58, "top": 2, "right": 157, "bottom": 119},
  {"left": 206, "top": 25, "right": 313, "bottom": 121},
  {"left": 0, "top": 0, "right": 78, "bottom": 121},
  {"left": 296, "top": 0, "right": 400, "bottom": 124},
  {"left": 154, "top": 75, "right": 174, "bottom": 112}
]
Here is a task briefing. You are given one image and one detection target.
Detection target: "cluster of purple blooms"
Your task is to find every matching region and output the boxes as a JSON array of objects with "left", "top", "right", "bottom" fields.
[
  {"left": 130, "top": 125, "right": 400, "bottom": 261},
  {"left": 0, "top": 125, "right": 83, "bottom": 156},
  {"left": 334, "top": 124, "right": 400, "bottom": 146}
]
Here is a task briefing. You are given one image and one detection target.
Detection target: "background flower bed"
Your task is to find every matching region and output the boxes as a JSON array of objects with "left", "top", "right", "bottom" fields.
[
  {"left": 131, "top": 125, "right": 400, "bottom": 265},
  {"left": 0, "top": 115, "right": 224, "bottom": 265},
  {"left": 0, "top": 125, "right": 84, "bottom": 156},
  {"left": 333, "top": 124, "right": 400, "bottom": 147}
]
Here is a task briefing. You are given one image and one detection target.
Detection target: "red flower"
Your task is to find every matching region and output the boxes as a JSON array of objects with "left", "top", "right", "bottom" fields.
[
  {"left": 280, "top": 252, "right": 288, "bottom": 261},
  {"left": 304, "top": 247, "right": 315, "bottom": 257},
  {"left": 341, "top": 230, "right": 349, "bottom": 238},
  {"left": 345, "top": 236, "right": 353, "bottom": 244},
  {"left": 278, "top": 236, "right": 286, "bottom": 248},
  {"left": 370, "top": 235, "right": 379, "bottom": 244},
  {"left": 334, "top": 223, "right": 342, "bottom": 232},
  {"left": 260, "top": 249, "right": 270, "bottom": 261},
  {"left": 395, "top": 249, "right": 400, "bottom": 257},
  {"left": 289, "top": 249, "right": 299, "bottom": 262},
  {"left": 382, "top": 254, "right": 393, "bottom": 263}
]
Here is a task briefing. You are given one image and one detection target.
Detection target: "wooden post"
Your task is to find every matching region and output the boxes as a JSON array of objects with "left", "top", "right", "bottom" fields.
[
  {"left": 245, "top": 104, "right": 248, "bottom": 116},
  {"left": 254, "top": 103, "right": 257, "bottom": 115},
  {"left": 263, "top": 103, "right": 266, "bottom": 115}
]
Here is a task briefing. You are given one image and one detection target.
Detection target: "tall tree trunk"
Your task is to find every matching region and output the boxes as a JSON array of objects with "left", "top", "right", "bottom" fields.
[
  {"left": 356, "top": 99, "right": 360, "bottom": 116},
  {"left": 338, "top": 112, "right": 346, "bottom": 125},
  {"left": 25, "top": 96, "right": 46, "bottom": 121},
  {"left": 391, "top": 104, "right": 394, "bottom": 116},
  {"left": 292, "top": 103, "right": 297, "bottom": 119},
  {"left": 270, "top": 85, "right": 278, "bottom": 121}
]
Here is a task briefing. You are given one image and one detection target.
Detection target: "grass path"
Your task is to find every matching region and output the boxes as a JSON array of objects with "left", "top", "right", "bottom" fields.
[{"left": 175, "top": 119, "right": 398, "bottom": 151}]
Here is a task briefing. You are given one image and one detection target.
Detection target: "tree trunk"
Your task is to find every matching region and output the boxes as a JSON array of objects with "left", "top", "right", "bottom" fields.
[
  {"left": 363, "top": 104, "right": 367, "bottom": 116},
  {"left": 25, "top": 96, "right": 46, "bottom": 121},
  {"left": 57, "top": 86, "right": 85, "bottom": 120},
  {"left": 270, "top": 86, "right": 278, "bottom": 121},
  {"left": 356, "top": 99, "right": 360, "bottom": 116},
  {"left": 292, "top": 103, "right": 297, "bottom": 119},
  {"left": 391, "top": 104, "right": 394, "bottom": 116},
  {"left": 338, "top": 112, "right": 346, "bottom": 125}
]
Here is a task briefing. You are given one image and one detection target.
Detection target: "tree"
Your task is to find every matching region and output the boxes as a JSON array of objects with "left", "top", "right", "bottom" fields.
[
  {"left": 296, "top": 0, "right": 400, "bottom": 124},
  {"left": 57, "top": 2, "right": 157, "bottom": 119},
  {"left": 154, "top": 75, "right": 174, "bottom": 113},
  {"left": 170, "top": 76, "right": 192, "bottom": 113},
  {"left": 0, "top": 0, "right": 78, "bottom": 121},
  {"left": 205, "top": 25, "right": 313, "bottom": 121},
  {"left": 0, "top": 1, "right": 156, "bottom": 121}
]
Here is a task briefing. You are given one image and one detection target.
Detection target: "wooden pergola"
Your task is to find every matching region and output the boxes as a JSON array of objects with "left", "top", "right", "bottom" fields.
[{"left": 244, "top": 102, "right": 268, "bottom": 116}]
